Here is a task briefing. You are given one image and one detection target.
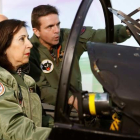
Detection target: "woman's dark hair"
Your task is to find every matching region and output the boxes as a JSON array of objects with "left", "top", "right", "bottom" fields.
[
  {"left": 0, "top": 19, "right": 27, "bottom": 71},
  {"left": 31, "top": 5, "right": 59, "bottom": 30}
]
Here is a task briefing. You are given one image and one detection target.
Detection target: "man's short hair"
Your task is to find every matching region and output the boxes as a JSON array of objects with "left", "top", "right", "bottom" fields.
[{"left": 31, "top": 5, "right": 59, "bottom": 29}]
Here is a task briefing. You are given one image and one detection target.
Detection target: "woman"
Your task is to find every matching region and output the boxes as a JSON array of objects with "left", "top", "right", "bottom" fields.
[{"left": 0, "top": 19, "right": 51, "bottom": 140}]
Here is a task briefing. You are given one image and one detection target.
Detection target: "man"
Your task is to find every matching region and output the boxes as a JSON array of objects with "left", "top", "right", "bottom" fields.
[
  {"left": 0, "top": 14, "right": 8, "bottom": 22},
  {"left": 29, "top": 5, "right": 131, "bottom": 107}
]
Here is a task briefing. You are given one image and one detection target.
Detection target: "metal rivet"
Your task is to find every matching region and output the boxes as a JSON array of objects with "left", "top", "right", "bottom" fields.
[
  {"left": 114, "top": 65, "right": 117, "bottom": 68},
  {"left": 83, "top": 114, "right": 86, "bottom": 117}
]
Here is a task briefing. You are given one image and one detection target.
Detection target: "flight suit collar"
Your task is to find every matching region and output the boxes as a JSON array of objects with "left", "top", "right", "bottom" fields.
[
  {"left": 31, "top": 34, "right": 63, "bottom": 63},
  {"left": 31, "top": 34, "right": 61, "bottom": 50}
]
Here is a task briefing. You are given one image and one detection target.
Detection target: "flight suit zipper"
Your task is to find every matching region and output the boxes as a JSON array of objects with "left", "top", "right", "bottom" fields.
[{"left": 18, "top": 84, "right": 23, "bottom": 106}]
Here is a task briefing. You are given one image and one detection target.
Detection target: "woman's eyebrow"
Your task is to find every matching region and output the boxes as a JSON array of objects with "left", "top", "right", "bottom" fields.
[{"left": 18, "top": 34, "right": 28, "bottom": 38}]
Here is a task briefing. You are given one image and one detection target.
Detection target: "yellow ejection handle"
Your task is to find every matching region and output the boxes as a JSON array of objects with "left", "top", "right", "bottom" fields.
[{"left": 89, "top": 94, "right": 96, "bottom": 115}]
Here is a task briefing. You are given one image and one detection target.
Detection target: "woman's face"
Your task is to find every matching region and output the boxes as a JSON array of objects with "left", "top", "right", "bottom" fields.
[{"left": 6, "top": 27, "right": 32, "bottom": 70}]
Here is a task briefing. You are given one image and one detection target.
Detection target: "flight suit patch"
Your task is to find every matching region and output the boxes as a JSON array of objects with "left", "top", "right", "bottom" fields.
[
  {"left": 81, "top": 26, "right": 86, "bottom": 35},
  {"left": 40, "top": 59, "right": 54, "bottom": 73},
  {"left": 0, "top": 82, "right": 5, "bottom": 96}
]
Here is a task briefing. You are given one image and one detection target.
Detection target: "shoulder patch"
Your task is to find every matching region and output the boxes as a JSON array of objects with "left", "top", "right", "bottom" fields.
[
  {"left": 40, "top": 59, "right": 54, "bottom": 73},
  {"left": 0, "top": 83, "right": 5, "bottom": 96},
  {"left": 80, "top": 26, "right": 86, "bottom": 35}
]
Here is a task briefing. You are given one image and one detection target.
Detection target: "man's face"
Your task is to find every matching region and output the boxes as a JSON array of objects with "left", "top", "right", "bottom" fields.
[{"left": 34, "top": 14, "right": 60, "bottom": 48}]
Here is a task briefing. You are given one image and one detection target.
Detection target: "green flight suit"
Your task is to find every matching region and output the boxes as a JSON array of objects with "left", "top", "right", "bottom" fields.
[
  {"left": 29, "top": 25, "right": 130, "bottom": 105},
  {"left": 0, "top": 66, "right": 51, "bottom": 140}
]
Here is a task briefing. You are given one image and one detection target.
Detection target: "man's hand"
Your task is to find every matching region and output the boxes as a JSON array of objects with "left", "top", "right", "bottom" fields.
[
  {"left": 68, "top": 95, "right": 78, "bottom": 111},
  {"left": 126, "top": 27, "right": 131, "bottom": 36}
]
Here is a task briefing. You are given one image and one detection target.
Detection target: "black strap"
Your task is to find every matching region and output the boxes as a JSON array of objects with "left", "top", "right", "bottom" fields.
[{"left": 11, "top": 72, "right": 28, "bottom": 105}]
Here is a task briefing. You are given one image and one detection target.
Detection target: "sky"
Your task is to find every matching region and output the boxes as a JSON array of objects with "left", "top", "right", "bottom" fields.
[{"left": 1, "top": 0, "right": 140, "bottom": 48}]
